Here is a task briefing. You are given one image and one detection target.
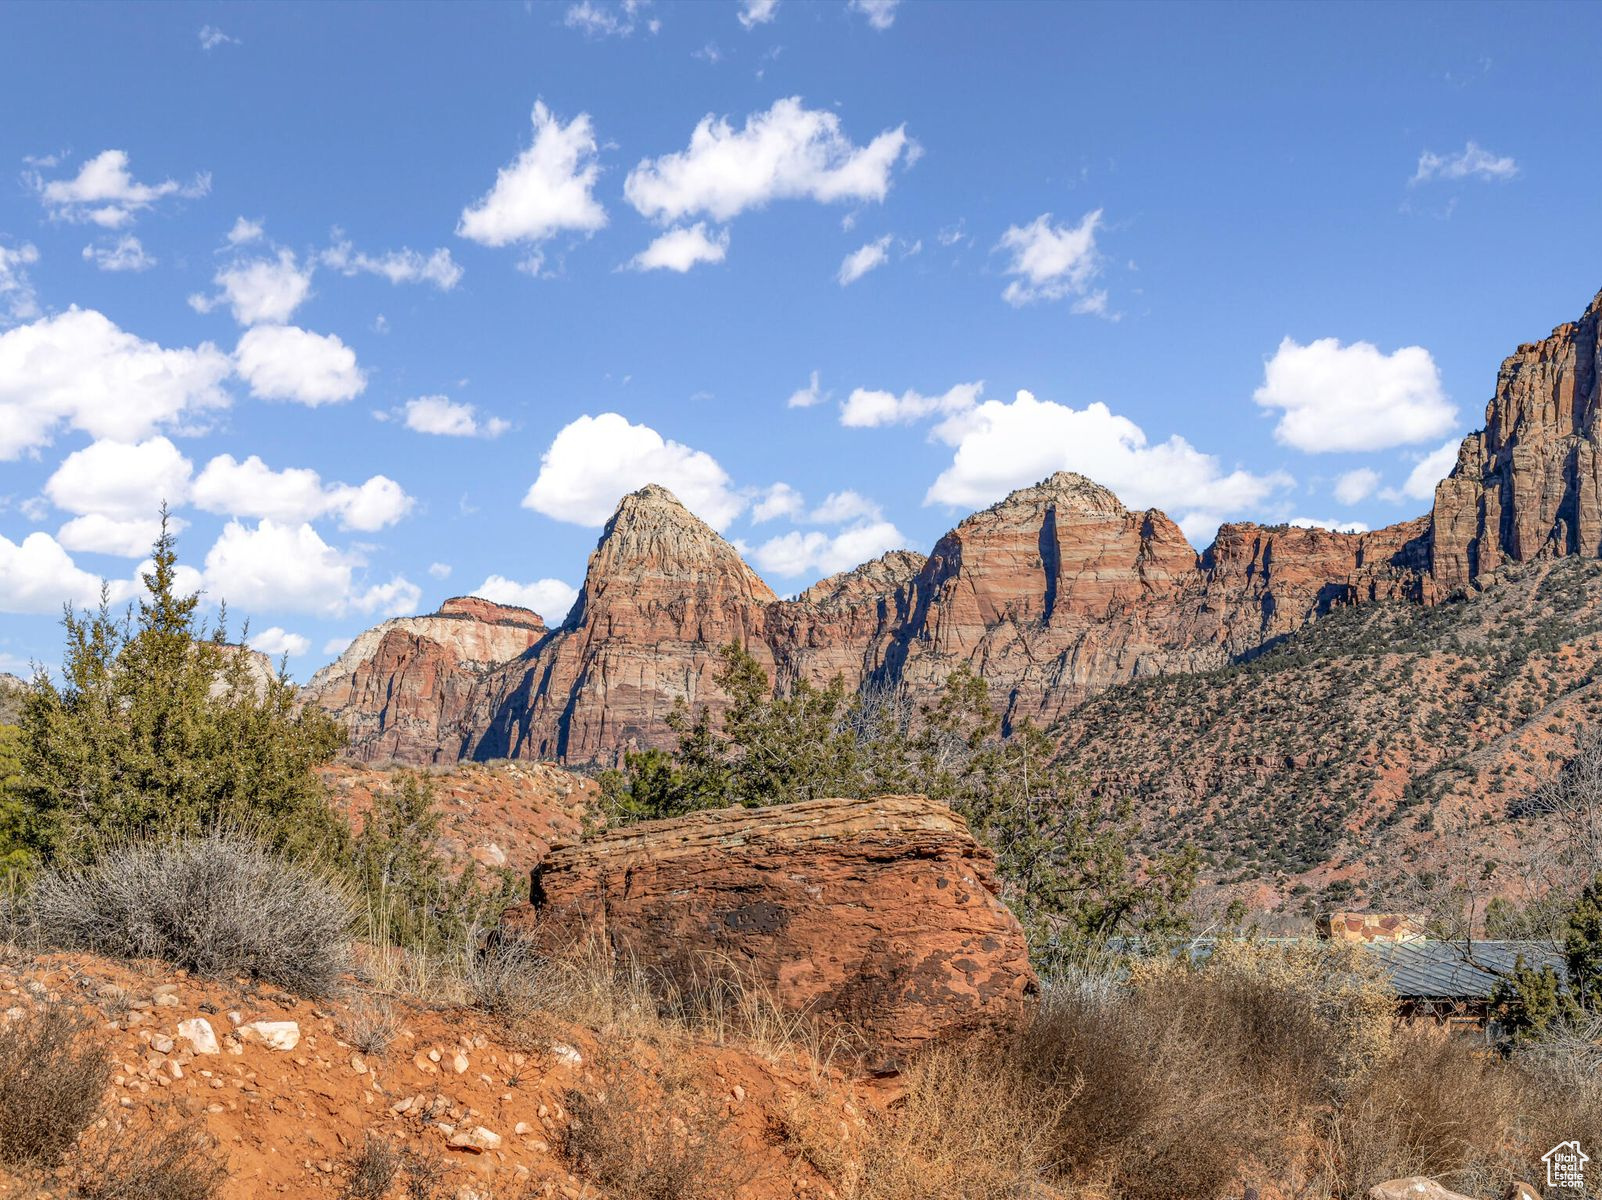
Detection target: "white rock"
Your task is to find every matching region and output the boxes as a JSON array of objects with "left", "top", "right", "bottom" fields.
[
  {"left": 177, "top": 1018, "right": 220, "bottom": 1055},
  {"left": 548, "top": 1043, "right": 582, "bottom": 1067},
  {"left": 238, "top": 1020, "right": 301, "bottom": 1051},
  {"left": 447, "top": 1126, "right": 502, "bottom": 1153}
]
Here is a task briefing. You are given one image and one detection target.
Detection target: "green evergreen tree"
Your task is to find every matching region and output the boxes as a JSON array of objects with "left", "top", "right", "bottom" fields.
[
  {"left": 595, "top": 644, "right": 1198, "bottom": 961},
  {"left": 352, "top": 772, "right": 520, "bottom": 954},
  {"left": 0, "top": 724, "right": 28, "bottom": 876},
  {"left": 18, "top": 514, "right": 348, "bottom": 863}
]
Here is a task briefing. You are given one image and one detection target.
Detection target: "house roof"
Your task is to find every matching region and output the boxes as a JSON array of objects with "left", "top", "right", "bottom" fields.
[{"left": 1360, "top": 940, "right": 1565, "bottom": 1001}]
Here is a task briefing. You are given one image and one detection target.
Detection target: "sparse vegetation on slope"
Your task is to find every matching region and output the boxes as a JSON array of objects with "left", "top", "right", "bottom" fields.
[{"left": 1057, "top": 557, "right": 1602, "bottom": 902}]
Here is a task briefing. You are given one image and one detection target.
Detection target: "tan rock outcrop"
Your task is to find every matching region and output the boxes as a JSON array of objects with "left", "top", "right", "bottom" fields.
[
  {"left": 1431, "top": 287, "right": 1602, "bottom": 591},
  {"left": 501, "top": 794, "right": 1037, "bottom": 1068},
  {"left": 302, "top": 598, "right": 547, "bottom": 763}
]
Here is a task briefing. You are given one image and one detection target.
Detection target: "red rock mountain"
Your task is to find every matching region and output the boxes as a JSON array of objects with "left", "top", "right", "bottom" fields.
[{"left": 302, "top": 287, "right": 1602, "bottom": 766}]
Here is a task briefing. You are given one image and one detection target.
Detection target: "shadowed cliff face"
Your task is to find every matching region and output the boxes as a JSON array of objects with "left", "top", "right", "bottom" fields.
[
  {"left": 305, "top": 287, "right": 1602, "bottom": 767},
  {"left": 1431, "top": 289, "right": 1602, "bottom": 591}
]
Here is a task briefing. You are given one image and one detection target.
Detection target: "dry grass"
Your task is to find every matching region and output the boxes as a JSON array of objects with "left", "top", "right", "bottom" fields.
[
  {"left": 786, "top": 1040, "right": 1065, "bottom": 1200},
  {"left": 559, "top": 1055, "right": 751, "bottom": 1200},
  {"left": 0, "top": 1002, "right": 111, "bottom": 1169},
  {"left": 339, "top": 994, "right": 401, "bottom": 1056}
]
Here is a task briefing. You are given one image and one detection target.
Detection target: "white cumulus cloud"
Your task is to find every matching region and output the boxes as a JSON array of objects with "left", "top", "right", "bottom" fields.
[
  {"left": 751, "top": 520, "right": 905, "bottom": 579},
  {"left": 1334, "top": 467, "right": 1381, "bottom": 505},
  {"left": 564, "top": 0, "right": 657, "bottom": 37},
  {"left": 738, "top": 0, "right": 778, "bottom": 28},
  {"left": 458, "top": 102, "right": 607, "bottom": 272},
  {"left": 0, "top": 531, "right": 138, "bottom": 614},
  {"left": 0, "top": 243, "right": 40, "bottom": 324},
  {"left": 839, "top": 381, "right": 982, "bottom": 428},
  {"left": 1384, "top": 437, "right": 1463, "bottom": 503},
  {"left": 472, "top": 575, "right": 579, "bottom": 624},
  {"left": 192, "top": 454, "right": 412, "bottom": 531},
  {"left": 837, "top": 235, "right": 890, "bottom": 286},
  {"left": 234, "top": 325, "right": 365, "bottom": 406},
  {"left": 55, "top": 514, "right": 179, "bottom": 558},
  {"left": 82, "top": 235, "right": 155, "bottom": 272},
  {"left": 624, "top": 97, "right": 913, "bottom": 225},
  {"left": 1254, "top": 336, "right": 1455, "bottom": 453},
  {"left": 848, "top": 0, "right": 899, "bottom": 29},
  {"left": 196, "top": 249, "right": 314, "bottom": 325},
  {"left": 249, "top": 627, "right": 310, "bottom": 657},
  {"left": 628, "top": 223, "right": 730, "bottom": 272},
  {"left": 787, "top": 370, "right": 824, "bottom": 409},
  {"left": 523, "top": 412, "right": 744, "bottom": 529},
  {"left": 321, "top": 238, "right": 463, "bottom": 290},
  {"left": 0, "top": 309, "right": 231, "bottom": 459},
  {"left": 45, "top": 436, "right": 193, "bottom": 521},
  {"left": 924, "top": 389, "right": 1292, "bottom": 544},
  {"left": 998, "top": 209, "right": 1105, "bottom": 309},
  {"left": 809, "top": 490, "right": 881, "bottom": 524},
  {"left": 226, "top": 217, "right": 264, "bottom": 245},
  {"left": 31, "top": 149, "right": 207, "bottom": 227},
  {"left": 752, "top": 482, "right": 805, "bottom": 523},
  {"left": 1412, "top": 141, "right": 1518, "bottom": 185},
  {"left": 402, "top": 395, "right": 510, "bottom": 438},
  {"left": 201, "top": 519, "right": 417, "bottom": 618}
]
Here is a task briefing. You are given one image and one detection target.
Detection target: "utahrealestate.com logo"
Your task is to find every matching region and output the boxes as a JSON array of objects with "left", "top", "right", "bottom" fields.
[{"left": 1545, "top": 1140, "right": 1590, "bottom": 1190}]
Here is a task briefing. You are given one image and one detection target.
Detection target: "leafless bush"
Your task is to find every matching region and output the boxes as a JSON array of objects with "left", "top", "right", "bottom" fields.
[
  {"left": 560, "top": 1057, "right": 750, "bottom": 1200},
  {"left": 73, "top": 1117, "right": 226, "bottom": 1200},
  {"left": 0, "top": 1002, "right": 111, "bottom": 1168},
  {"left": 340, "top": 994, "right": 401, "bottom": 1056},
  {"left": 23, "top": 832, "right": 355, "bottom": 996},
  {"left": 340, "top": 1132, "right": 400, "bottom": 1200},
  {"left": 395, "top": 1145, "right": 452, "bottom": 1200}
]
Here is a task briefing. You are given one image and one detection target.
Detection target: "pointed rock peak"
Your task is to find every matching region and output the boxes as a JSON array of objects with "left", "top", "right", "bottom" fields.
[
  {"left": 966, "top": 472, "right": 1129, "bottom": 526},
  {"left": 584, "top": 482, "right": 777, "bottom": 603},
  {"left": 619, "top": 482, "right": 689, "bottom": 511},
  {"left": 599, "top": 482, "right": 726, "bottom": 550},
  {"left": 796, "top": 549, "right": 927, "bottom": 607}
]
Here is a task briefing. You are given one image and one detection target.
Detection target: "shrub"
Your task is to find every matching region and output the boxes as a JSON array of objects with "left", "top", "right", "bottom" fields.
[
  {"left": 0, "top": 1002, "right": 110, "bottom": 1168},
  {"left": 354, "top": 773, "right": 522, "bottom": 958},
  {"left": 560, "top": 1057, "right": 748, "bottom": 1200},
  {"left": 340, "top": 1132, "right": 400, "bottom": 1200},
  {"left": 73, "top": 1117, "right": 226, "bottom": 1200},
  {"left": 23, "top": 831, "right": 355, "bottom": 996},
  {"left": 340, "top": 994, "right": 400, "bottom": 1056}
]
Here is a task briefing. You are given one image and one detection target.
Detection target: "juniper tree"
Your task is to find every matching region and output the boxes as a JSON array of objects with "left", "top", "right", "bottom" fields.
[
  {"left": 598, "top": 643, "right": 1199, "bottom": 958},
  {"left": 18, "top": 515, "right": 347, "bottom": 864}
]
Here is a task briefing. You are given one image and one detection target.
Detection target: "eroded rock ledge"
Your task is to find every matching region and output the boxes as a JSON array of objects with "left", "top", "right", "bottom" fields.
[{"left": 503, "top": 794, "right": 1037, "bottom": 1069}]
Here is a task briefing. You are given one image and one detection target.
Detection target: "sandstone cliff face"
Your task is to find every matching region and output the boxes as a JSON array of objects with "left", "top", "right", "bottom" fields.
[
  {"left": 1431, "top": 288, "right": 1602, "bottom": 591},
  {"left": 308, "top": 287, "right": 1602, "bottom": 768},
  {"left": 501, "top": 794, "right": 1036, "bottom": 1068},
  {"left": 302, "top": 598, "right": 547, "bottom": 764},
  {"left": 467, "top": 485, "right": 780, "bottom": 762}
]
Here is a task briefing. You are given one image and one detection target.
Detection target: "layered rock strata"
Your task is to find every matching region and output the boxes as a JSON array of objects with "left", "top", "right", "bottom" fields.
[
  {"left": 305, "top": 287, "right": 1602, "bottom": 766},
  {"left": 500, "top": 794, "right": 1037, "bottom": 1068}
]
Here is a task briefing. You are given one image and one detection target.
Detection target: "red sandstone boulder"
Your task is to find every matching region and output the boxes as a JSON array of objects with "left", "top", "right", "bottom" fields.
[{"left": 500, "top": 794, "right": 1037, "bottom": 1069}]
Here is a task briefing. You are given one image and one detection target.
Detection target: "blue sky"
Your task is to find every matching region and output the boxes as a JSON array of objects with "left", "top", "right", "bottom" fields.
[{"left": 0, "top": 0, "right": 1598, "bottom": 678}]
